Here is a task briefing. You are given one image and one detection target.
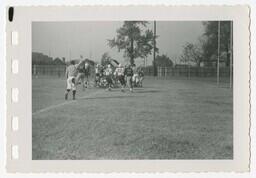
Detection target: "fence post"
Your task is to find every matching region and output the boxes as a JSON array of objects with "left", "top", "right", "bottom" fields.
[
  {"left": 230, "top": 21, "right": 233, "bottom": 88},
  {"left": 188, "top": 65, "right": 190, "bottom": 79},
  {"left": 32, "top": 65, "right": 35, "bottom": 75}
]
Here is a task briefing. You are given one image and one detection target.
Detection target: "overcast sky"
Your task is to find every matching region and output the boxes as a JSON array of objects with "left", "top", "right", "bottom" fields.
[{"left": 32, "top": 21, "right": 204, "bottom": 65}]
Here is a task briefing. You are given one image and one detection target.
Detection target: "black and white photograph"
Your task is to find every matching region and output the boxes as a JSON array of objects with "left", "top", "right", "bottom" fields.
[{"left": 32, "top": 21, "right": 233, "bottom": 160}]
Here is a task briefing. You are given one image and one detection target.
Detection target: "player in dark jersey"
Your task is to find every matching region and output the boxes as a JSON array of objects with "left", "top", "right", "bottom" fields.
[
  {"left": 138, "top": 68, "right": 144, "bottom": 87},
  {"left": 124, "top": 64, "right": 134, "bottom": 92},
  {"left": 76, "top": 62, "right": 90, "bottom": 91}
]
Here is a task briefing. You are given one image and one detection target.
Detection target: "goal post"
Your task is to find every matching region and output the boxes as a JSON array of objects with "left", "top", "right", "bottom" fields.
[
  {"left": 217, "top": 21, "right": 220, "bottom": 86},
  {"left": 230, "top": 21, "right": 233, "bottom": 88}
]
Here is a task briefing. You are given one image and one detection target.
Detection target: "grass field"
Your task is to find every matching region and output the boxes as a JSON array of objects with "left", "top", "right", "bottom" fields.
[{"left": 32, "top": 76, "right": 233, "bottom": 160}]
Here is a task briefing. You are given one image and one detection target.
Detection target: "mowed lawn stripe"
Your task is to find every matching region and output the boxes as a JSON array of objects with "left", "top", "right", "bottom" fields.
[{"left": 32, "top": 88, "right": 104, "bottom": 116}]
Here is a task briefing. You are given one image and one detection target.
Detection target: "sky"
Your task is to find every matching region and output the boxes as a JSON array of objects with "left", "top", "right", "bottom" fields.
[{"left": 32, "top": 21, "right": 204, "bottom": 66}]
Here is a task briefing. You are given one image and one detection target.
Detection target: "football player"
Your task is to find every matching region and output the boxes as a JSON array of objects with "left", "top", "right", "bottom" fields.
[
  {"left": 65, "top": 60, "right": 85, "bottom": 100},
  {"left": 124, "top": 64, "right": 134, "bottom": 92},
  {"left": 114, "top": 63, "right": 125, "bottom": 92},
  {"left": 105, "top": 64, "right": 113, "bottom": 91}
]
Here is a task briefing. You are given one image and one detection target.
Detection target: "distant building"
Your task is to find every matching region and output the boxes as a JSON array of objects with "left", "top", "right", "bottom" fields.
[{"left": 53, "top": 58, "right": 66, "bottom": 65}]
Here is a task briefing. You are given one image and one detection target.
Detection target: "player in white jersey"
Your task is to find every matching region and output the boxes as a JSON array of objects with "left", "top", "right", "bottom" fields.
[
  {"left": 65, "top": 60, "right": 85, "bottom": 100},
  {"left": 94, "top": 64, "right": 101, "bottom": 87},
  {"left": 114, "top": 63, "right": 125, "bottom": 92}
]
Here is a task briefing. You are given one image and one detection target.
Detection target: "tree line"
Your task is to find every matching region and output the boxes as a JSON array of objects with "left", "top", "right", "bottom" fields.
[
  {"left": 107, "top": 21, "right": 232, "bottom": 68},
  {"left": 33, "top": 21, "right": 232, "bottom": 68},
  {"left": 32, "top": 52, "right": 95, "bottom": 66},
  {"left": 180, "top": 21, "right": 232, "bottom": 67},
  {"left": 32, "top": 52, "right": 66, "bottom": 65}
]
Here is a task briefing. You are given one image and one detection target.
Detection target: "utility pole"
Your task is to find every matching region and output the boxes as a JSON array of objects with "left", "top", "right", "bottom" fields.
[
  {"left": 217, "top": 21, "right": 221, "bottom": 86},
  {"left": 230, "top": 21, "right": 233, "bottom": 88},
  {"left": 153, "top": 21, "right": 157, "bottom": 76},
  {"left": 69, "top": 49, "right": 71, "bottom": 61},
  {"left": 89, "top": 50, "right": 92, "bottom": 60}
]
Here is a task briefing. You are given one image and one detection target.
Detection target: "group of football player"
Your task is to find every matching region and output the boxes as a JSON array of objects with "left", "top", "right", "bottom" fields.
[
  {"left": 65, "top": 59, "right": 144, "bottom": 100},
  {"left": 95, "top": 63, "right": 144, "bottom": 92}
]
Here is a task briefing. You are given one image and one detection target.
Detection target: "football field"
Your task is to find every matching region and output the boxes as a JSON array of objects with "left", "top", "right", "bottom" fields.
[{"left": 32, "top": 76, "right": 233, "bottom": 160}]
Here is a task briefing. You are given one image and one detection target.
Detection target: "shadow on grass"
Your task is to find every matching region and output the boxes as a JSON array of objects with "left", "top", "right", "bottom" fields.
[
  {"left": 80, "top": 95, "right": 145, "bottom": 100},
  {"left": 134, "top": 89, "right": 163, "bottom": 93}
]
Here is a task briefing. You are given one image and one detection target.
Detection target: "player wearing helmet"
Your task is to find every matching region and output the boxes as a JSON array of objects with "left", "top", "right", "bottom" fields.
[
  {"left": 114, "top": 63, "right": 125, "bottom": 92},
  {"left": 83, "top": 62, "right": 90, "bottom": 88},
  {"left": 65, "top": 60, "right": 85, "bottom": 100},
  {"left": 76, "top": 62, "right": 90, "bottom": 90},
  {"left": 105, "top": 64, "right": 113, "bottom": 91},
  {"left": 138, "top": 68, "right": 144, "bottom": 87},
  {"left": 95, "top": 64, "right": 101, "bottom": 87},
  {"left": 124, "top": 64, "right": 134, "bottom": 92}
]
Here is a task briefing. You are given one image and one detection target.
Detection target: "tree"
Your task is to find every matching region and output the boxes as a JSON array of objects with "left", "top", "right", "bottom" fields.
[
  {"left": 155, "top": 54, "right": 173, "bottom": 67},
  {"left": 53, "top": 57, "right": 65, "bottom": 65},
  {"left": 108, "top": 21, "right": 158, "bottom": 65},
  {"left": 197, "top": 36, "right": 209, "bottom": 66},
  {"left": 100, "top": 52, "right": 112, "bottom": 66},
  {"left": 202, "top": 21, "right": 232, "bottom": 66},
  {"left": 180, "top": 42, "right": 203, "bottom": 66},
  {"left": 180, "top": 43, "right": 192, "bottom": 65}
]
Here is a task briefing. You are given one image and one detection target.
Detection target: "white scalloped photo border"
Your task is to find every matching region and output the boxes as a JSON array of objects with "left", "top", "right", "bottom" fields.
[{"left": 5, "top": 5, "right": 250, "bottom": 173}]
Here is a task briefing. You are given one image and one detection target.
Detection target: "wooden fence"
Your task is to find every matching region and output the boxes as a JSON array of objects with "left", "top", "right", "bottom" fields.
[
  {"left": 143, "top": 66, "right": 231, "bottom": 78},
  {"left": 32, "top": 65, "right": 67, "bottom": 77},
  {"left": 32, "top": 65, "right": 231, "bottom": 80},
  {"left": 32, "top": 65, "right": 96, "bottom": 77}
]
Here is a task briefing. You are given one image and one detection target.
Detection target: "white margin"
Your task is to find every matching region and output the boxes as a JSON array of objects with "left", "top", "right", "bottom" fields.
[{"left": 0, "top": 0, "right": 255, "bottom": 178}]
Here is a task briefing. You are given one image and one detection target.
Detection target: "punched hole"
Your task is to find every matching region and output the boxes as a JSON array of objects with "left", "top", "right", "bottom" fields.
[
  {"left": 12, "top": 116, "right": 19, "bottom": 131},
  {"left": 12, "top": 60, "right": 19, "bottom": 74},
  {"left": 11, "top": 88, "right": 19, "bottom": 103},
  {"left": 11, "top": 145, "right": 19, "bottom": 160},
  {"left": 11, "top": 31, "right": 18, "bottom": 45}
]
